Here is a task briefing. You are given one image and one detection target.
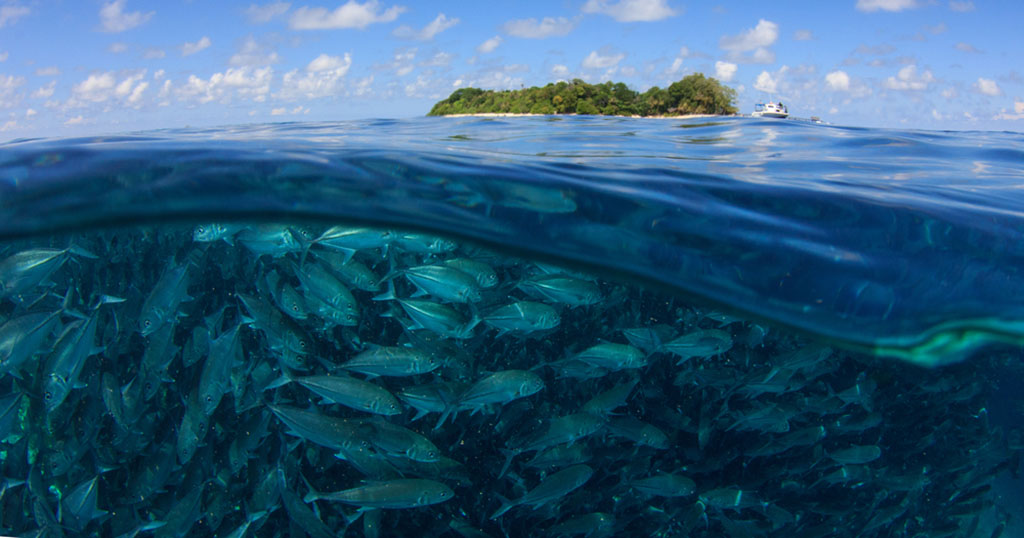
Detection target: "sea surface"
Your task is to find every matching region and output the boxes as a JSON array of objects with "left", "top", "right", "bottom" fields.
[{"left": 0, "top": 116, "right": 1022, "bottom": 537}]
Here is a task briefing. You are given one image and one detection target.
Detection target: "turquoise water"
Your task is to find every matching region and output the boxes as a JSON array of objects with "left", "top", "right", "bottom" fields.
[{"left": 0, "top": 117, "right": 1021, "bottom": 536}]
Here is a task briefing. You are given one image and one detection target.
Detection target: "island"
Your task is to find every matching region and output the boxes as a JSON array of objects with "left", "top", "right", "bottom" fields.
[{"left": 427, "top": 73, "right": 738, "bottom": 117}]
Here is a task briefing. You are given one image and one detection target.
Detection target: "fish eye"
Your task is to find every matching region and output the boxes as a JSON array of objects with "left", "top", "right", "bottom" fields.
[
  {"left": 292, "top": 304, "right": 299, "bottom": 311},
  {"left": 143, "top": 319, "right": 151, "bottom": 327},
  {"left": 428, "top": 450, "right": 437, "bottom": 459},
  {"left": 197, "top": 226, "right": 206, "bottom": 233},
  {"left": 44, "top": 391, "right": 52, "bottom": 400},
  {"left": 145, "top": 382, "right": 153, "bottom": 392},
  {"left": 205, "top": 396, "right": 213, "bottom": 403},
  {"left": 299, "top": 340, "right": 307, "bottom": 348}
]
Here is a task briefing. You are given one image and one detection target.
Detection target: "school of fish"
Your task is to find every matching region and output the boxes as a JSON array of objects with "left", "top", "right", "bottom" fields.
[{"left": 0, "top": 222, "right": 1019, "bottom": 537}]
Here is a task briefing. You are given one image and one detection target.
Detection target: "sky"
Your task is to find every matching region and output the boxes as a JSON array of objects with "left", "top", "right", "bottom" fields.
[{"left": 0, "top": 0, "right": 1022, "bottom": 140}]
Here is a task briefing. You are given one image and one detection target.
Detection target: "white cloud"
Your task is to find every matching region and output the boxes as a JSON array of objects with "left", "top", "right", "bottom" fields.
[
  {"left": 720, "top": 19, "right": 778, "bottom": 51},
  {"left": 720, "top": 19, "right": 777, "bottom": 64},
  {"left": 825, "top": 70, "right": 850, "bottom": 91},
  {"left": 552, "top": 64, "right": 569, "bottom": 77},
  {"left": 503, "top": 17, "right": 576, "bottom": 38},
  {"left": 108, "top": 42, "right": 129, "bottom": 54},
  {"left": 289, "top": 1, "right": 405, "bottom": 30},
  {"left": 31, "top": 80, "right": 56, "bottom": 99},
  {"left": 153, "top": 69, "right": 165, "bottom": 80},
  {"left": 582, "top": 50, "right": 625, "bottom": 69},
  {"left": 71, "top": 73, "right": 116, "bottom": 103},
  {"left": 177, "top": 66, "right": 273, "bottom": 104},
  {"left": 36, "top": 66, "right": 60, "bottom": 76},
  {"left": 127, "top": 81, "right": 148, "bottom": 107},
  {"left": 181, "top": 36, "right": 212, "bottom": 57},
  {"left": 715, "top": 61, "right": 737, "bottom": 82},
  {"left": 581, "top": 0, "right": 676, "bottom": 22},
  {"left": 993, "top": 101, "right": 1024, "bottom": 120},
  {"left": 143, "top": 48, "right": 166, "bottom": 59},
  {"left": 25, "top": 108, "right": 35, "bottom": 118},
  {"left": 387, "top": 48, "right": 417, "bottom": 76},
  {"left": 754, "top": 68, "right": 784, "bottom": 94},
  {"left": 477, "top": 35, "right": 502, "bottom": 54},
  {"left": 246, "top": 2, "right": 291, "bottom": 23},
  {"left": 65, "top": 115, "right": 84, "bottom": 126},
  {"left": 230, "top": 36, "right": 279, "bottom": 66},
  {"left": 0, "top": 5, "right": 30, "bottom": 28},
  {"left": 99, "top": 0, "right": 154, "bottom": 33},
  {"left": 393, "top": 13, "right": 458, "bottom": 40},
  {"left": 280, "top": 53, "right": 352, "bottom": 100},
  {"left": 941, "top": 87, "right": 957, "bottom": 99},
  {"left": 794, "top": 29, "right": 813, "bottom": 41},
  {"left": 352, "top": 75, "right": 374, "bottom": 96},
  {"left": 974, "top": 77, "right": 1001, "bottom": 96},
  {"left": 453, "top": 66, "right": 526, "bottom": 91},
  {"left": 949, "top": 0, "right": 974, "bottom": 11},
  {"left": 271, "top": 107, "right": 287, "bottom": 115},
  {"left": 856, "top": 0, "right": 918, "bottom": 12},
  {"left": 422, "top": 52, "right": 453, "bottom": 67},
  {"left": 955, "top": 42, "right": 980, "bottom": 53},
  {"left": 0, "top": 74, "right": 25, "bottom": 108},
  {"left": 882, "top": 64, "right": 934, "bottom": 91}
]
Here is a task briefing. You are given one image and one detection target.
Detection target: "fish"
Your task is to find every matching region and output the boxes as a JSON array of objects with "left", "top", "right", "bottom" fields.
[
  {"left": 304, "top": 478, "right": 454, "bottom": 510},
  {"left": 661, "top": 329, "right": 733, "bottom": 364},
  {"left": 342, "top": 345, "right": 441, "bottom": 377},
  {"left": 490, "top": 464, "right": 594, "bottom": 519},
  {"left": 289, "top": 373, "right": 403, "bottom": 416},
  {"left": 483, "top": 301, "right": 560, "bottom": 335},
  {"left": 629, "top": 474, "right": 696, "bottom": 497},
  {"left": 456, "top": 369, "right": 545, "bottom": 413}
]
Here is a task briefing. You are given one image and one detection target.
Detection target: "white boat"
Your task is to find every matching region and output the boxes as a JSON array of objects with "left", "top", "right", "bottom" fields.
[{"left": 752, "top": 101, "right": 789, "bottom": 119}]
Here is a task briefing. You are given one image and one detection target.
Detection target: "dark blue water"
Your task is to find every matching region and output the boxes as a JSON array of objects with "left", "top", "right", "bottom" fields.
[
  {"left": 1, "top": 116, "right": 1022, "bottom": 538},
  {"left": 4, "top": 116, "right": 1024, "bottom": 366}
]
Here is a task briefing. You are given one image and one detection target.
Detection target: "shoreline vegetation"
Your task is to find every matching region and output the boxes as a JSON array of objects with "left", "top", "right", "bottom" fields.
[{"left": 427, "top": 73, "right": 738, "bottom": 117}]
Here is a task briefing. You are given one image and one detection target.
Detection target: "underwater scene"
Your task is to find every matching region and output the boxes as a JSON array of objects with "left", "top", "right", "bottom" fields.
[{"left": 1, "top": 116, "right": 1023, "bottom": 537}]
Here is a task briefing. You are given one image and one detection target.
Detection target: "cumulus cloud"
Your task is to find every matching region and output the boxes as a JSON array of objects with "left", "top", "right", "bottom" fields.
[
  {"left": 181, "top": 36, "right": 212, "bottom": 56},
  {"left": 99, "top": 0, "right": 154, "bottom": 33},
  {"left": 825, "top": 70, "right": 850, "bottom": 91},
  {"left": 279, "top": 53, "right": 352, "bottom": 99},
  {"left": 502, "top": 17, "right": 576, "bottom": 38},
  {"left": 715, "top": 61, "right": 737, "bottom": 82},
  {"left": 245, "top": 2, "right": 290, "bottom": 23},
  {"left": 754, "top": 68, "right": 785, "bottom": 94},
  {"left": 856, "top": 0, "right": 918, "bottom": 12},
  {"left": 177, "top": 66, "right": 273, "bottom": 104},
  {"left": 0, "top": 74, "right": 25, "bottom": 108},
  {"left": 992, "top": 101, "right": 1024, "bottom": 120},
  {"left": 393, "top": 13, "right": 458, "bottom": 40},
  {"left": 452, "top": 65, "right": 527, "bottom": 91},
  {"left": 289, "top": 1, "right": 405, "bottom": 30},
  {"left": 0, "top": 5, "right": 30, "bottom": 28},
  {"left": 230, "top": 36, "right": 279, "bottom": 66},
  {"left": 720, "top": 19, "right": 778, "bottom": 51},
  {"left": 974, "top": 77, "right": 1001, "bottom": 96},
  {"left": 35, "top": 66, "right": 60, "bottom": 77},
  {"left": 581, "top": 0, "right": 676, "bottom": 22},
  {"left": 882, "top": 65, "right": 934, "bottom": 91},
  {"left": 552, "top": 64, "right": 569, "bottom": 77},
  {"left": 720, "top": 19, "right": 777, "bottom": 64},
  {"left": 31, "top": 80, "right": 56, "bottom": 99},
  {"left": 582, "top": 50, "right": 625, "bottom": 69},
  {"left": 477, "top": 36, "right": 502, "bottom": 54},
  {"left": 68, "top": 70, "right": 148, "bottom": 108},
  {"left": 949, "top": 0, "right": 974, "bottom": 11},
  {"left": 65, "top": 115, "right": 84, "bottom": 126},
  {"left": 664, "top": 47, "right": 690, "bottom": 76}
]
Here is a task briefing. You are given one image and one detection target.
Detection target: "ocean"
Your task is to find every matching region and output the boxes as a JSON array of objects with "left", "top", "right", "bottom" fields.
[{"left": 0, "top": 115, "right": 1021, "bottom": 537}]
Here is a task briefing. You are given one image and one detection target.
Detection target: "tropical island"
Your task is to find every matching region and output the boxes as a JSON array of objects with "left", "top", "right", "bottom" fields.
[{"left": 427, "top": 73, "right": 738, "bottom": 117}]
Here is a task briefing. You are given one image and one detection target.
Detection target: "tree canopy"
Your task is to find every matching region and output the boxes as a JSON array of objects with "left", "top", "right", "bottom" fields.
[{"left": 427, "top": 74, "right": 738, "bottom": 117}]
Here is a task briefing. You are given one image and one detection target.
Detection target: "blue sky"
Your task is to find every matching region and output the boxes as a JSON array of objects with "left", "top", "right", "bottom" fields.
[{"left": 0, "top": 0, "right": 1021, "bottom": 140}]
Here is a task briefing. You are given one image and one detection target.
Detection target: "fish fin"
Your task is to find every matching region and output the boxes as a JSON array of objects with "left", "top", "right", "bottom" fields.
[
  {"left": 489, "top": 494, "right": 515, "bottom": 520},
  {"left": 498, "top": 449, "right": 518, "bottom": 478},
  {"left": 372, "top": 280, "right": 397, "bottom": 302}
]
